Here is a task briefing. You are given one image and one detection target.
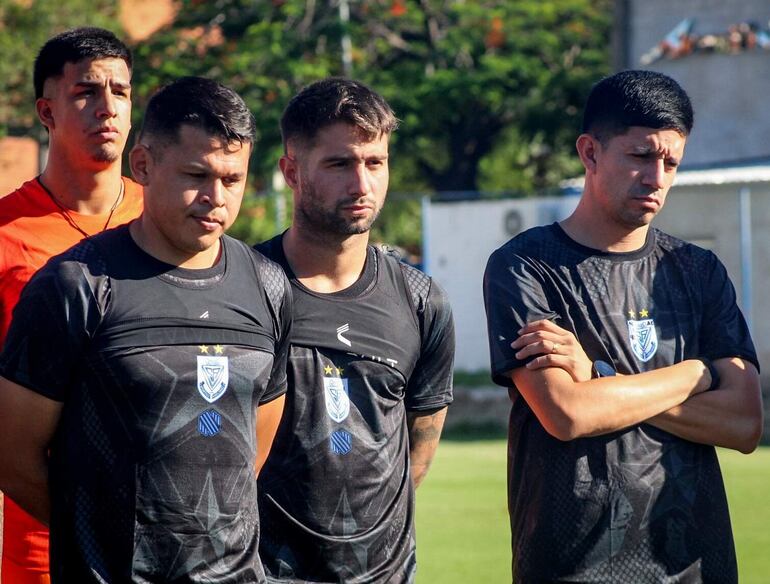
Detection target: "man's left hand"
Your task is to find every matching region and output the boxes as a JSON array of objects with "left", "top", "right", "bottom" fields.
[{"left": 511, "top": 318, "right": 592, "bottom": 382}]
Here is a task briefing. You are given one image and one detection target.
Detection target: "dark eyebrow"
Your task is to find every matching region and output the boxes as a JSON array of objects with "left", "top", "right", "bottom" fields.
[
  {"left": 183, "top": 162, "right": 246, "bottom": 181},
  {"left": 74, "top": 80, "right": 132, "bottom": 91},
  {"left": 320, "top": 155, "right": 356, "bottom": 164},
  {"left": 320, "top": 154, "right": 387, "bottom": 164}
]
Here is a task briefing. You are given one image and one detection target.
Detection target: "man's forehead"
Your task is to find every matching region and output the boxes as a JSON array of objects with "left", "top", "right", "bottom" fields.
[
  {"left": 612, "top": 126, "right": 686, "bottom": 149},
  {"left": 59, "top": 57, "right": 131, "bottom": 82},
  {"left": 173, "top": 124, "right": 251, "bottom": 155},
  {"left": 292, "top": 123, "right": 389, "bottom": 156}
]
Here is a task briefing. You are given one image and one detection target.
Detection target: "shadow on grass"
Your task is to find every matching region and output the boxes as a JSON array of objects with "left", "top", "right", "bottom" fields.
[{"left": 442, "top": 423, "right": 507, "bottom": 442}]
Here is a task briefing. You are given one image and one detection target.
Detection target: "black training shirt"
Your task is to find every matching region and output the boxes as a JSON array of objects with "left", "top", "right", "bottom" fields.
[
  {"left": 484, "top": 223, "right": 757, "bottom": 583},
  {"left": 0, "top": 226, "right": 292, "bottom": 583}
]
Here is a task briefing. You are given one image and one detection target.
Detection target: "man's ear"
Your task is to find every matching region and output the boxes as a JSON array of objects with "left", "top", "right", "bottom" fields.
[
  {"left": 279, "top": 153, "right": 300, "bottom": 191},
  {"left": 36, "top": 98, "right": 55, "bottom": 131},
  {"left": 129, "top": 144, "right": 153, "bottom": 186},
  {"left": 576, "top": 133, "right": 600, "bottom": 174}
]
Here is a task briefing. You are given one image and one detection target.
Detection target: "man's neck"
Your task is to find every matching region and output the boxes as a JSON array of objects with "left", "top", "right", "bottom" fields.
[
  {"left": 560, "top": 200, "right": 650, "bottom": 253},
  {"left": 39, "top": 158, "right": 124, "bottom": 216},
  {"left": 282, "top": 227, "right": 370, "bottom": 293}
]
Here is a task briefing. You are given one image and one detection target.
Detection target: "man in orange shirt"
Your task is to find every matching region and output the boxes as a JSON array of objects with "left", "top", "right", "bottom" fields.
[{"left": 0, "top": 27, "right": 142, "bottom": 583}]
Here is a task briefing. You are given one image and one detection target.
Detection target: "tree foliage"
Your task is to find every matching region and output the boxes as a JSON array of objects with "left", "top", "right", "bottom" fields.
[
  {"left": 355, "top": 0, "right": 612, "bottom": 192},
  {"left": 0, "top": 0, "right": 612, "bottom": 247},
  {"left": 0, "top": 0, "right": 120, "bottom": 137},
  {"left": 129, "top": 0, "right": 611, "bottom": 194}
]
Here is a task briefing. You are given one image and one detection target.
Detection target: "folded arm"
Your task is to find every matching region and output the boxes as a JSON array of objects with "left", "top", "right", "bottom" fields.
[
  {"left": 514, "top": 320, "right": 762, "bottom": 451},
  {"left": 0, "top": 376, "right": 62, "bottom": 525},
  {"left": 648, "top": 357, "right": 762, "bottom": 453},
  {"left": 509, "top": 359, "right": 710, "bottom": 441}
]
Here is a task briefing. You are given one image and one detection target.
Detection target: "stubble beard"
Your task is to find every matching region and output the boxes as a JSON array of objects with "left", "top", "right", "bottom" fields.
[{"left": 296, "top": 182, "right": 380, "bottom": 238}]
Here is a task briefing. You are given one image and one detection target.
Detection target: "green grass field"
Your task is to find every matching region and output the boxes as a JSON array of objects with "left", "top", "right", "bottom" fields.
[{"left": 415, "top": 441, "right": 770, "bottom": 583}]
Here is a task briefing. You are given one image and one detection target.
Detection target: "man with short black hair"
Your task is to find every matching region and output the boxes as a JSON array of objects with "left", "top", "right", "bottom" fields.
[
  {"left": 257, "top": 77, "right": 455, "bottom": 583},
  {"left": 0, "top": 76, "right": 291, "bottom": 583},
  {"left": 484, "top": 70, "right": 762, "bottom": 583},
  {"left": 0, "top": 27, "right": 142, "bottom": 583}
]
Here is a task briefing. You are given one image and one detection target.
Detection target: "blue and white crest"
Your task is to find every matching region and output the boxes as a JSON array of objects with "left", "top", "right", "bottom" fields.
[
  {"left": 198, "top": 409, "right": 222, "bottom": 437},
  {"left": 330, "top": 429, "right": 352, "bottom": 455},
  {"left": 324, "top": 377, "right": 350, "bottom": 423},
  {"left": 197, "top": 355, "right": 229, "bottom": 403},
  {"left": 627, "top": 318, "right": 658, "bottom": 362}
]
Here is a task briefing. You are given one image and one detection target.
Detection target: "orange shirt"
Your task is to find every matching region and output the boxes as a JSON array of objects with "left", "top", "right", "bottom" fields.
[{"left": 0, "top": 177, "right": 143, "bottom": 583}]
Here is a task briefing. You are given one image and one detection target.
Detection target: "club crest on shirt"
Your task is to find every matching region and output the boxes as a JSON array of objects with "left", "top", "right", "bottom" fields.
[
  {"left": 627, "top": 317, "right": 658, "bottom": 362},
  {"left": 197, "top": 355, "right": 229, "bottom": 403},
  {"left": 324, "top": 376, "right": 350, "bottom": 423}
]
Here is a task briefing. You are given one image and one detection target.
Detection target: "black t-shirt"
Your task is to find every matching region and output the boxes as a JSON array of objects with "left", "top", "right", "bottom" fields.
[
  {"left": 255, "top": 234, "right": 454, "bottom": 584},
  {"left": 483, "top": 223, "right": 757, "bottom": 584},
  {"left": 0, "top": 226, "right": 292, "bottom": 584}
]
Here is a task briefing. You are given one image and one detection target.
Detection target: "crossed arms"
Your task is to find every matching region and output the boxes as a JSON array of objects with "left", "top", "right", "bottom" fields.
[{"left": 508, "top": 318, "right": 763, "bottom": 453}]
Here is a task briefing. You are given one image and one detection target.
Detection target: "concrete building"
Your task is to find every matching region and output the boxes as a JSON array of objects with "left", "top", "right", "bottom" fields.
[{"left": 614, "top": 0, "right": 770, "bottom": 167}]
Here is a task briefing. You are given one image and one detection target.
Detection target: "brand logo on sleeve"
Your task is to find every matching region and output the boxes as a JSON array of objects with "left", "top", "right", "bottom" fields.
[
  {"left": 336, "top": 323, "right": 352, "bottom": 347},
  {"left": 627, "top": 309, "right": 657, "bottom": 362}
]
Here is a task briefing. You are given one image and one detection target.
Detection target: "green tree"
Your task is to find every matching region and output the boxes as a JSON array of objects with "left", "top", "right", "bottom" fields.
[
  {"left": 0, "top": 0, "right": 121, "bottom": 137},
  {"left": 352, "top": 0, "right": 611, "bottom": 193},
  {"left": 131, "top": 0, "right": 610, "bottom": 194}
]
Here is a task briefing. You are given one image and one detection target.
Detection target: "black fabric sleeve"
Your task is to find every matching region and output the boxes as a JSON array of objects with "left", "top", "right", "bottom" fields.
[
  {"left": 404, "top": 277, "right": 455, "bottom": 411},
  {"left": 698, "top": 251, "right": 759, "bottom": 371},
  {"left": 258, "top": 257, "right": 293, "bottom": 404},
  {"left": 483, "top": 246, "right": 556, "bottom": 387},
  {"left": 0, "top": 249, "right": 106, "bottom": 401}
]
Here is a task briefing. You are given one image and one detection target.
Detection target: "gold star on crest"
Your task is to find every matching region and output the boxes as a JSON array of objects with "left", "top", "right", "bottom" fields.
[
  {"left": 628, "top": 310, "right": 635, "bottom": 319},
  {"left": 199, "top": 345, "right": 209, "bottom": 354},
  {"left": 639, "top": 309, "right": 649, "bottom": 318},
  {"left": 336, "top": 367, "right": 344, "bottom": 376},
  {"left": 324, "top": 365, "right": 333, "bottom": 375},
  {"left": 214, "top": 345, "right": 224, "bottom": 354}
]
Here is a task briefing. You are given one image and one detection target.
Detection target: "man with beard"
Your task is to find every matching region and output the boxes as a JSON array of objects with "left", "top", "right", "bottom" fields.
[
  {"left": 256, "top": 77, "right": 455, "bottom": 583},
  {"left": 484, "top": 70, "right": 762, "bottom": 583},
  {"left": 0, "top": 27, "right": 142, "bottom": 584}
]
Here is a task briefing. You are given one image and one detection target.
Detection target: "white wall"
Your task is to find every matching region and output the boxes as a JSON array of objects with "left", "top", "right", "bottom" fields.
[
  {"left": 426, "top": 184, "right": 770, "bottom": 374},
  {"left": 425, "top": 196, "right": 578, "bottom": 371}
]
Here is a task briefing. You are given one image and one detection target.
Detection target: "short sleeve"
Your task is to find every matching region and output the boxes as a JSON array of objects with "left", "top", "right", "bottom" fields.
[
  {"left": 483, "top": 246, "right": 555, "bottom": 387},
  {"left": 698, "top": 252, "right": 759, "bottom": 371},
  {"left": 259, "top": 261, "right": 293, "bottom": 404},
  {"left": 0, "top": 251, "right": 105, "bottom": 401},
  {"left": 404, "top": 278, "right": 455, "bottom": 411}
]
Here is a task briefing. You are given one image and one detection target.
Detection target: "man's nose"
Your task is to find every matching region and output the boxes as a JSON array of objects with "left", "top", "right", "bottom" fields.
[{"left": 348, "top": 163, "right": 372, "bottom": 197}]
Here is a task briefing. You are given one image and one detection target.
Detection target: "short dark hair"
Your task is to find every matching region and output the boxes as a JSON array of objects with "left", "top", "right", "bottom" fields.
[
  {"left": 34, "top": 27, "right": 132, "bottom": 99},
  {"left": 581, "top": 70, "right": 694, "bottom": 141},
  {"left": 138, "top": 76, "right": 256, "bottom": 150},
  {"left": 281, "top": 77, "right": 398, "bottom": 151}
]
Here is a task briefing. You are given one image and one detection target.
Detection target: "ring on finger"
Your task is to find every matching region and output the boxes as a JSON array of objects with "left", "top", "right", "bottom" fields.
[{"left": 552, "top": 342, "right": 560, "bottom": 354}]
